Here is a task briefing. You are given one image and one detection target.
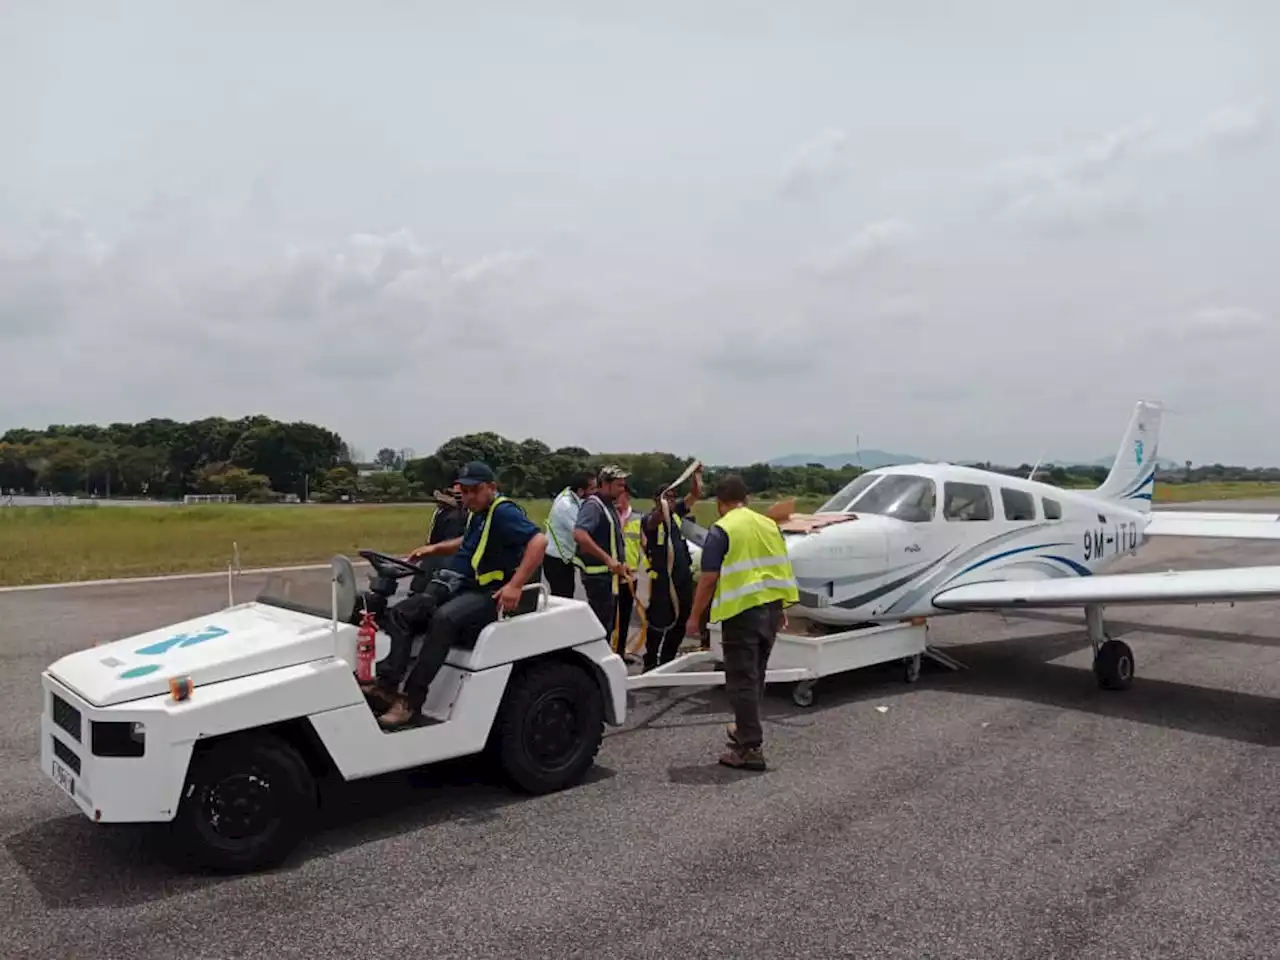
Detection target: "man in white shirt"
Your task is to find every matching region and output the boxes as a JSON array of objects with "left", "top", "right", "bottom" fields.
[{"left": 543, "top": 470, "right": 597, "bottom": 597}]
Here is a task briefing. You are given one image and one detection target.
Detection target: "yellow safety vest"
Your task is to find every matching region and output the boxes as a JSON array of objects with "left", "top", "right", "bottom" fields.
[
  {"left": 708, "top": 505, "right": 799, "bottom": 623},
  {"left": 579, "top": 495, "right": 621, "bottom": 576},
  {"left": 544, "top": 488, "right": 585, "bottom": 569},
  {"left": 623, "top": 514, "right": 645, "bottom": 573},
  {"left": 470, "top": 495, "right": 520, "bottom": 586}
]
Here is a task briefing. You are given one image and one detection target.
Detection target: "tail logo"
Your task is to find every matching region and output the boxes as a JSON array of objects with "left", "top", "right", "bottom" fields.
[{"left": 1134, "top": 439, "right": 1145, "bottom": 466}]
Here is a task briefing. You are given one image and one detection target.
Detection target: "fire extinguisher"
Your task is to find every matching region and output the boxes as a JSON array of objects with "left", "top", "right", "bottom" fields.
[{"left": 355, "top": 607, "right": 377, "bottom": 683}]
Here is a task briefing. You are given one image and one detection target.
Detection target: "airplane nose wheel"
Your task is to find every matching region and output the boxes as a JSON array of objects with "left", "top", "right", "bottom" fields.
[{"left": 1093, "top": 638, "right": 1134, "bottom": 691}]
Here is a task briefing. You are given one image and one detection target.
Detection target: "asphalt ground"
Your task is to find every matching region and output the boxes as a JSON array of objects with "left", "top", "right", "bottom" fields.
[{"left": 2, "top": 516, "right": 1279, "bottom": 958}]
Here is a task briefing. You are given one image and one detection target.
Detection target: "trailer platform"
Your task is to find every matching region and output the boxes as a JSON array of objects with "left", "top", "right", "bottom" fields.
[{"left": 626, "top": 617, "right": 965, "bottom": 706}]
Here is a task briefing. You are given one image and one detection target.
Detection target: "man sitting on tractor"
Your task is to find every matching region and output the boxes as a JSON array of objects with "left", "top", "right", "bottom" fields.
[{"left": 374, "top": 460, "right": 548, "bottom": 729}]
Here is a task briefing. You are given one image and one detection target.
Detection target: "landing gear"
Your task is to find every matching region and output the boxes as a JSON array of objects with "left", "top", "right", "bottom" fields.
[
  {"left": 903, "top": 654, "right": 922, "bottom": 684},
  {"left": 1085, "top": 603, "right": 1134, "bottom": 691}
]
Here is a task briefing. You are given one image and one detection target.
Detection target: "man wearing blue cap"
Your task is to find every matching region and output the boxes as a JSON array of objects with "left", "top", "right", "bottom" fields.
[{"left": 376, "top": 460, "right": 547, "bottom": 728}]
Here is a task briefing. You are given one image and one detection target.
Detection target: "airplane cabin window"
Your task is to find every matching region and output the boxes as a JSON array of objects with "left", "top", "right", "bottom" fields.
[
  {"left": 818, "top": 472, "right": 882, "bottom": 513},
  {"left": 1042, "top": 498, "right": 1062, "bottom": 520},
  {"left": 844, "top": 474, "right": 936, "bottom": 522},
  {"left": 1000, "top": 487, "right": 1037, "bottom": 521},
  {"left": 943, "top": 482, "right": 994, "bottom": 521}
]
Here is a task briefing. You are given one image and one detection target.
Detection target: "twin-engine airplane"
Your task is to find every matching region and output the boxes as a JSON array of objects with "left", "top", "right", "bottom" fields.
[{"left": 682, "top": 400, "right": 1280, "bottom": 691}]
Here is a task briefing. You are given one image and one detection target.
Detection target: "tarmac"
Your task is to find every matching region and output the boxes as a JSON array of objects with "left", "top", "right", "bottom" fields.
[{"left": 1, "top": 504, "right": 1279, "bottom": 959}]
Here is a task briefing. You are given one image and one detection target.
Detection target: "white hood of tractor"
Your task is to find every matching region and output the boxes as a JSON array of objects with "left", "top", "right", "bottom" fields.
[{"left": 46, "top": 601, "right": 344, "bottom": 707}]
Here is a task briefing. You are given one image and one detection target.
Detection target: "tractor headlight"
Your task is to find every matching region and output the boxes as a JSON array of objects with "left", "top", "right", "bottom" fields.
[{"left": 91, "top": 720, "right": 146, "bottom": 758}]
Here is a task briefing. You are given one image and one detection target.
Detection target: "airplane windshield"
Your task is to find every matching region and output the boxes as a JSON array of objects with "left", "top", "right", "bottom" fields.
[
  {"left": 817, "top": 473, "right": 883, "bottom": 513},
  {"left": 819, "top": 474, "right": 936, "bottom": 522},
  {"left": 847, "top": 474, "right": 936, "bottom": 522}
]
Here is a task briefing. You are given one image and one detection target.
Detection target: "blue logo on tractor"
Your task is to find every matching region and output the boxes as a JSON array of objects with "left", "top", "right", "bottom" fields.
[
  {"left": 117, "top": 625, "right": 230, "bottom": 679},
  {"left": 1134, "top": 440, "right": 1144, "bottom": 466}
]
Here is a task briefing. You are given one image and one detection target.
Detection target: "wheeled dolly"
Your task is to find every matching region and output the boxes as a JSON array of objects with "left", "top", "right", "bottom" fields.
[{"left": 627, "top": 618, "right": 964, "bottom": 707}]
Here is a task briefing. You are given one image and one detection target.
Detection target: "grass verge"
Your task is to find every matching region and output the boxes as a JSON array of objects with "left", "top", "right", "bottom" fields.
[
  {"left": 2, "top": 482, "right": 1276, "bottom": 587},
  {"left": 0, "top": 498, "right": 824, "bottom": 587}
]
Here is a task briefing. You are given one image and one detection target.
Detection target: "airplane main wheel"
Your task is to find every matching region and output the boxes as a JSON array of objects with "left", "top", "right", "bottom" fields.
[
  {"left": 1094, "top": 639, "right": 1135, "bottom": 691},
  {"left": 490, "top": 659, "right": 605, "bottom": 795}
]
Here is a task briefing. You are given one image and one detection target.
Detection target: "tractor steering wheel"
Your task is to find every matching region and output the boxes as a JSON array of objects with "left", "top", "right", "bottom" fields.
[{"left": 358, "top": 549, "right": 425, "bottom": 580}]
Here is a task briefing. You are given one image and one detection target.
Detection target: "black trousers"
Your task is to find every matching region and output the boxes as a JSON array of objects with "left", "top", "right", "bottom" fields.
[
  {"left": 719, "top": 600, "right": 783, "bottom": 750},
  {"left": 377, "top": 587, "right": 448, "bottom": 690},
  {"left": 544, "top": 555, "right": 578, "bottom": 598},
  {"left": 403, "top": 588, "right": 499, "bottom": 711},
  {"left": 643, "top": 574, "right": 694, "bottom": 670},
  {"left": 617, "top": 583, "right": 634, "bottom": 656},
  {"left": 582, "top": 574, "right": 619, "bottom": 648}
]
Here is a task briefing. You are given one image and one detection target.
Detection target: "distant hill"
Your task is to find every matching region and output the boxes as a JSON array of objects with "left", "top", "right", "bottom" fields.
[{"left": 769, "top": 451, "right": 1182, "bottom": 471}]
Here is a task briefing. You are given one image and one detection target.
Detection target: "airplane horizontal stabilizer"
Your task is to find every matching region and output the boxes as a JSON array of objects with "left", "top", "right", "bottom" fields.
[
  {"left": 931, "top": 565, "right": 1280, "bottom": 610},
  {"left": 1144, "top": 513, "right": 1280, "bottom": 540}
]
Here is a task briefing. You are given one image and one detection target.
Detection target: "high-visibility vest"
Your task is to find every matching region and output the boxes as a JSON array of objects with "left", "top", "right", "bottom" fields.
[
  {"left": 544, "top": 488, "right": 585, "bottom": 569},
  {"left": 622, "top": 514, "right": 645, "bottom": 572},
  {"left": 708, "top": 506, "right": 799, "bottom": 623},
  {"left": 579, "top": 494, "right": 621, "bottom": 576},
  {"left": 469, "top": 495, "right": 525, "bottom": 586}
]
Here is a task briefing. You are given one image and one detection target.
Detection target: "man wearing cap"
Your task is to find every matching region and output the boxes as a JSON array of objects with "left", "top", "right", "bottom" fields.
[
  {"left": 543, "top": 470, "right": 596, "bottom": 598},
  {"left": 359, "top": 481, "right": 470, "bottom": 702},
  {"left": 375, "top": 460, "right": 547, "bottom": 728},
  {"left": 573, "top": 464, "right": 632, "bottom": 652},
  {"left": 410, "top": 483, "right": 469, "bottom": 591}
]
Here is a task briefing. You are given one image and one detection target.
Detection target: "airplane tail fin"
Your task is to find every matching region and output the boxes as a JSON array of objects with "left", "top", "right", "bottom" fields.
[{"left": 1093, "top": 400, "right": 1163, "bottom": 513}]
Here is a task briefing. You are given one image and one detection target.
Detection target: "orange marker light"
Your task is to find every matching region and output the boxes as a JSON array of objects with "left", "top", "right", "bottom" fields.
[{"left": 169, "top": 676, "right": 194, "bottom": 702}]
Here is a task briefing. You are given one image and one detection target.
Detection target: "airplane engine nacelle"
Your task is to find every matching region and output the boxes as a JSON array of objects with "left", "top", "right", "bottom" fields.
[{"left": 783, "top": 515, "right": 892, "bottom": 596}]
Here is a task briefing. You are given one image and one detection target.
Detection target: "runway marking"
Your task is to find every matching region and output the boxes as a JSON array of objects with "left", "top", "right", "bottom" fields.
[{"left": 0, "top": 561, "right": 372, "bottom": 595}]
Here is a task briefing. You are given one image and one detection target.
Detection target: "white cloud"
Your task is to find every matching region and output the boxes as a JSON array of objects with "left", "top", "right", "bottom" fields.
[
  {"left": 989, "top": 104, "right": 1271, "bottom": 234},
  {"left": 777, "top": 127, "right": 854, "bottom": 200},
  {"left": 809, "top": 218, "right": 915, "bottom": 279}
]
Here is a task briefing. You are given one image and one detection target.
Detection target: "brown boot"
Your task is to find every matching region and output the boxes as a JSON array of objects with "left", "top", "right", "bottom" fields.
[
  {"left": 718, "top": 745, "right": 766, "bottom": 771},
  {"left": 359, "top": 680, "right": 395, "bottom": 710},
  {"left": 377, "top": 695, "right": 419, "bottom": 729}
]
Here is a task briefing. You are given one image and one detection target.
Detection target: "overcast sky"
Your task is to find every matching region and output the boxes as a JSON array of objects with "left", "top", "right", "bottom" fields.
[{"left": 1, "top": 1, "right": 1277, "bottom": 466}]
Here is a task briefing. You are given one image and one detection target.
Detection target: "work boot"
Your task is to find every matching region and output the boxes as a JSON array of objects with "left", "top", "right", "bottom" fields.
[
  {"left": 718, "top": 745, "right": 766, "bottom": 771},
  {"left": 359, "top": 680, "right": 395, "bottom": 710},
  {"left": 377, "top": 695, "right": 419, "bottom": 729}
]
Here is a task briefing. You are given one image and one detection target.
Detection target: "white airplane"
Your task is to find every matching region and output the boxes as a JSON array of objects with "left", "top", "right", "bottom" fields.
[{"left": 682, "top": 400, "right": 1280, "bottom": 691}]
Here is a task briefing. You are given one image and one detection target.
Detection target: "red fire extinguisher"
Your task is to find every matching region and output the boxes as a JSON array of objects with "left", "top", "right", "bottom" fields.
[{"left": 355, "top": 608, "right": 377, "bottom": 683}]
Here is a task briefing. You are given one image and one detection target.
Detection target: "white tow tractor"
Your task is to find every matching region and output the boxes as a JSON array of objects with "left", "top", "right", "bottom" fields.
[{"left": 38, "top": 552, "right": 628, "bottom": 874}]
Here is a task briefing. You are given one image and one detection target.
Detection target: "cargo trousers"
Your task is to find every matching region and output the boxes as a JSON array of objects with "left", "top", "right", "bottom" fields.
[{"left": 719, "top": 599, "right": 784, "bottom": 750}]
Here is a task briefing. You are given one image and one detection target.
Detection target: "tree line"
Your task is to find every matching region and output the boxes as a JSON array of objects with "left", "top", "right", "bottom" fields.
[{"left": 3, "top": 419, "right": 1278, "bottom": 504}]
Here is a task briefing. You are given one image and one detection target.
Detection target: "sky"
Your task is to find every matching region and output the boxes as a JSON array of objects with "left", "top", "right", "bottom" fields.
[{"left": 1, "top": 0, "right": 1277, "bottom": 466}]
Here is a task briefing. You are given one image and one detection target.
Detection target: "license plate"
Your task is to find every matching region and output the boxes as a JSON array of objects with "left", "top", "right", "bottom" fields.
[{"left": 51, "top": 759, "right": 76, "bottom": 798}]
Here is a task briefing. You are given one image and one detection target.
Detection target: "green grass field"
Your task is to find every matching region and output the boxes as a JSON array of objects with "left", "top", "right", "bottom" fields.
[
  {"left": 3, "top": 482, "right": 1279, "bottom": 587},
  {"left": 0, "top": 498, "right": 825, "bottom": 587}
]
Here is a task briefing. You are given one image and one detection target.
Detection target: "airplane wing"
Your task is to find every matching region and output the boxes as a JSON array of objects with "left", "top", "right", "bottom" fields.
[
  {"left": 1145, "top": 512, "right": 1280, "bottom": 540},
  {"left": 932, "top": 565, "right": 1280, "bottom": 611},
  {"left": 678, "top": 517, "right": 709, "bottom": 548}
]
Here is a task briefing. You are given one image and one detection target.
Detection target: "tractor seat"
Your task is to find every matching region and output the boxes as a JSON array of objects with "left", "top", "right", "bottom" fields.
[{"left": 446, "top": 583, "right": 547, "bottom": 660}]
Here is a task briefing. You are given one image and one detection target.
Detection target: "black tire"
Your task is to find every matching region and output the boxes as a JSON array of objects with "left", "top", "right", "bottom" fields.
[
  {"left": 1094, "top": 639, "right": 1135, "bottom": 691},
  {"left": 170, "top": 733, "right": 316, "bottom": 874},
  {"left": 490, "top": 659, "right": 605, "bottom": 795}
]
